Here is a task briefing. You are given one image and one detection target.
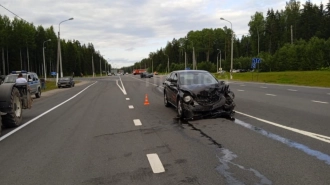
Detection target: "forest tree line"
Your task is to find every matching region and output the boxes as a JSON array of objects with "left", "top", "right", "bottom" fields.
[
  {"left": 0, "top": 15, "right": 109, "bottom": 76},
  {"left": 126, "top": 0, "right": 330, "bottom": 73}
]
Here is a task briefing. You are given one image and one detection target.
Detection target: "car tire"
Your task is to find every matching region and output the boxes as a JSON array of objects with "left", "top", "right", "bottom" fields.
[
  {"left": 58, "top": 86, "right": 61, "bottom": 88},
  {"left": 177, "top": 98, "right": 184, "bottom": 119},
  {"left": 1, "top": 87, "right": 23, "bottom": 128},
  {"left": 35, "top": 87, "right": 41, "bottom": 98},
  {"left": 164, "top": 91, "right": 170, "bottom": 107}
]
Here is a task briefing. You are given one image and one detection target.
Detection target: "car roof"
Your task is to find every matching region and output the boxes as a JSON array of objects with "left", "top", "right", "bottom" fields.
[{"left": 171, "top": 70, "right": 209, "bottom": 73}]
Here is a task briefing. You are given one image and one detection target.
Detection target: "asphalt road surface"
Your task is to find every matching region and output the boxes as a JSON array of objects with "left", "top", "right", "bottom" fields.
[{"left": 0, "top": 74, "right": 329, "bottom": 185}]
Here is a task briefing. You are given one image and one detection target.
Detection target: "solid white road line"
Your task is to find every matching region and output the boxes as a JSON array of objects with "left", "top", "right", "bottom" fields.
[
  {"left": 237, "top": 90, "right": 245, "bottom": 92},
  {"left": 288, "top": 89, "right": 298, "bottom": 91},
  {"left": 0, "top": 82, "right": 98, "bottom": 142},
  {"left": 126, "top": 98, "right": 130, "bottom": 100},
  {"left": 260, "top": 86, "right": 268, "bottom": 88},
  {"left": 146, "top": 153, "right": 165, "bottom": 173},
  {"left": 312, "top": 100, "right": 328, "bottom": 104},
  {"left": 129, "top": 105, "right": 134, "bottom": 109},
  {"left": 266, "top": 94, "right": 277, "bottom": 96},
  {"left": 116, "top": 77, "right": 127, "bottom": 95},
  {"left": 235, "top": 111, "right": 330, "bottom": 144},
  {"left": 133, "top": 119, "right": 142, "bottom": 126}
]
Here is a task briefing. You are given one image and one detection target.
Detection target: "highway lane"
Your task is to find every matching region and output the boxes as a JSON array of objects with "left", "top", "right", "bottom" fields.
[{"left": 0, "top": 75, "right": 329, "bottom": 184}]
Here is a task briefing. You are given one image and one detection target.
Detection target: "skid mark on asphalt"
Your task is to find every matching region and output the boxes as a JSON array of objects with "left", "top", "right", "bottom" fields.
[
  {"left": 173, "top": 118, "right": 271, "bottom": 184},
  {"left": 234, "top": 119, "right": 330, "bottom": 166},
  {"left": 216, "top": 148, "right": 272, "bottom": 185}
]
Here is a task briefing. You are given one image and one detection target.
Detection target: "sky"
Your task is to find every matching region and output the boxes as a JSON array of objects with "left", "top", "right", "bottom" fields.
[{"left": 0, "top": 0, "right": 325, "bottom": 68}]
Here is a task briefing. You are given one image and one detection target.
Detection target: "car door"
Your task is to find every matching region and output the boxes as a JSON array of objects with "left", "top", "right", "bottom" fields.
[
  {"left": 163, "top": 73, "right": 173, "bottom": 103},
  {"left": 27, "top": 74, "right": 36, "bottom": 93},
  {"left": 167, "top": 72, "right": 179, "bottom": 105},
  {"left": 170, "top": 73, "right": 179, "bottom": 106}
]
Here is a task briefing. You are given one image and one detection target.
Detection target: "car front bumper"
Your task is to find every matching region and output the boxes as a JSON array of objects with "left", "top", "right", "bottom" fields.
[{"left": 182, "top": 98, "right": 234, "bottom": 119}]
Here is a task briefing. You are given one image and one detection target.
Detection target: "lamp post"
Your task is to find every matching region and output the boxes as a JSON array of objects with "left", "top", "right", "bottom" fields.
[
  {"left": 150, "top": 57, "right": 154, "bottom": 73},
  {"left": 217, "top": 49, "right": 221, "bottom": 73},
  {"left": 220, "top": 17, "right": 233, "bottom": 79},
  {"left": 92, "top": 54, "right": 95, "bottom": 77},
  {"left": 164, "top": 53, "right": 169, "bottom": 74},
  {"left": 186, "top": 39, "right": 195, "bottom": 69},
  {"left": 43, "top": 39, "right": 51, "bottom": 80},
  {"left": 56, "top": 17, "right": 73, "bottom": 85},
  {"left": 100, "top": 55, "right": 103, "bottom": 76}
]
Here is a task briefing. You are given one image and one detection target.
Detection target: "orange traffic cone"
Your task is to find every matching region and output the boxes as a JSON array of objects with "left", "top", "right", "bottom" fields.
[{"left": 144, "top": 94, "right": 150, "bottom": 105}]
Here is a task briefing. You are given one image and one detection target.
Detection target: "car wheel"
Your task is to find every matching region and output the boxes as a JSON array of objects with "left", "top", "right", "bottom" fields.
[
  {"left": 164, "top": 91, "right": 170, "bottom": 107},
  {"left": 177, "top": 98, "right": 184, "bottom": 118},
  {"left": 1, "top": 87, "right": 22, "bottom": 128},
  {"left": 35, "top": 87, "right": 41, "bottom": 98},
  {"left": 58, "top": 86, "right": 61, "bottom": 88}
]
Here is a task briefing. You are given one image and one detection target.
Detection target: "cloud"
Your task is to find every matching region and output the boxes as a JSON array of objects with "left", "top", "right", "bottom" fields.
[
  {"left": 125, "top": 47, "right": 135, "bottom": 51},
  {"left": 1, "top": 0, "right": 324, "bottom": 68}
]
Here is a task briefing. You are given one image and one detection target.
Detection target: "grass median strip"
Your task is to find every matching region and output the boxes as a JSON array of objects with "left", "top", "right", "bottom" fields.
[{"left": 216, "top": 71, "right": 330, "bottom": 88}]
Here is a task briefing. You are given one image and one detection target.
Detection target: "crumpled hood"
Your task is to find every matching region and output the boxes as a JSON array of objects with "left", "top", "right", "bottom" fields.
[{"left": 179, "top": 83, "right": 220, "bottom": 97}]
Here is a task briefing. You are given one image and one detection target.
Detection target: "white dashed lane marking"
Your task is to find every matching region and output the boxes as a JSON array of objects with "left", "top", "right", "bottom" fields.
[
  {"left": 133, "top": 119, "right": 142, "bottom": 126},
  {"left": 126, "top": 98, "right": 130, "bottom": 100},
  {"left": 129, "top": 105, "right": 134, "bottom": 109},
  {"left": 312, "top": 100, "right": 328, "bottom": 104},
  {"left": 240, "top": 84, "right": 246, "bottom": 86},
  {"left": 146, "top": 154, "right": 165, "bottom": 173},
  {"left": 260, "top": 86, "right": 268, "bottom": 88},
  {"left": 266, "top": 94, "right": 277, "bottom": 96},
  {"left": 237, "top": 90, "right": 245, "bottom": 92},
  {"left": 288, "top": 89, "right": 298, "bottom": 92}
]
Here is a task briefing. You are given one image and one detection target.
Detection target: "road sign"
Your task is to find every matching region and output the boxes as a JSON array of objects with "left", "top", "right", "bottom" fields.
[
  {"left": 251, "top": 58, "right": 261, "bottom": 69},
  {"left": 51, "top": 72, "right": 56, "bottom": 76}
]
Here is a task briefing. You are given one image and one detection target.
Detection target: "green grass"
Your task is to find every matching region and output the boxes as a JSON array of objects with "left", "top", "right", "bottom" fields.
[
  {"left": 214, "top": 71, "right": 330, "bottom": 87},
  {"left": 42, "top": 80, "right": 81, "bottom": 92}
]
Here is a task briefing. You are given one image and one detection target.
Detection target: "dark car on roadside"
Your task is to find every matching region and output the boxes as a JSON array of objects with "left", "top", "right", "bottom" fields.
[
  {"left": 163, "top": 70, "right": 235, "bottom": 120},
  {"left": 140, "top": 72, "right": 153, "bottom": 78},
  {"left": 58, "top": 77, "right": 75, "bottom": 88}
]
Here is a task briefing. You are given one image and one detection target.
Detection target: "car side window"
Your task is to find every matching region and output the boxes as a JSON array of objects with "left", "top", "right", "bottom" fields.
[
  {"left": 172, "top": 73, "right": 178, "bottom": 81},
  {"left": 166, "top": 73, "right": 171, "bottom": 81}
]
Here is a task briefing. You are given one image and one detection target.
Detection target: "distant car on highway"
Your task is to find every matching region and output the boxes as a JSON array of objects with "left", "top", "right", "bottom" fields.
[
  {"left": 163, "top": 70, "right": 235, "bottom": 120},
  {"left": 140, "top": 72, "right": 153, "bottom": 78},
  {"left": 58, "top": 77, "right": 75, "bottom": 88}
]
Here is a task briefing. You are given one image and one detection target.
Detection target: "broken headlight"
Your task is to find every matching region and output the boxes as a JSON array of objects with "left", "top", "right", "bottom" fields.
[{"left": 183, "top": 95, "right": 192, "bottom": 103}]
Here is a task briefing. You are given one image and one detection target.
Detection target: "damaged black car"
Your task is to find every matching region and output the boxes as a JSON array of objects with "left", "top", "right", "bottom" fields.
[{"left": 163, "top": 70, "right": 235, "bottom": 120}]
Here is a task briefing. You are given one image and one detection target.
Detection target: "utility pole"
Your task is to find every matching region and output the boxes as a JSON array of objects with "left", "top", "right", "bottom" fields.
[{"left": 291, "top": 25, "right": 293, "bottom": 44}]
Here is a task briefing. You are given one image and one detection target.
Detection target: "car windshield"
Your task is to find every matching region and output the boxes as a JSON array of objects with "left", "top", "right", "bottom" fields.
[
  {"left": 179, "top": 72, "right": 218, "bottom": 85},
  {"left": 4, "top": 74, "right": 27, "bottom": 83}
]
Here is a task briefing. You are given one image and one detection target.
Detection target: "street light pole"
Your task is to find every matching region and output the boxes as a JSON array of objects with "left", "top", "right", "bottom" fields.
[
  {"left": 92, "top": 54, "right": 95, "bottom": 77},
  {"left": 100, "top": 55, "right": 103, "bottom": 76},
  {"left": 43, "top": 39, "right": 51, "bottom": 80},
  {"left": 217, "top": 49, "right": 220, "bottom": 73},
  {"left": 56, "top": 17, "right": 73, "bottom": 85},
  {"left": 220, "top": 17, "right": 233, "bottom": 79}
]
